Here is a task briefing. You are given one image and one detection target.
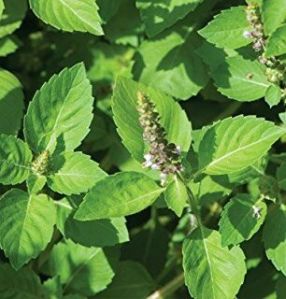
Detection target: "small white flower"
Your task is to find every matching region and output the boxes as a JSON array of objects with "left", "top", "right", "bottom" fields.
[
  {"left": 160, "top": 173, "right": 167, "bottom": 186},
  {"left": 143, "top": 160, "right": 153, "bottom": 168},
  {"left": 253, "top": 40, "right": 263, "bottom": 51},
  {"left": 151, "top": 163, "right": 159, "bottom": 170},
  {"left": 175, "top": 145, "right": 181, "bottom": 155},
  {"left": 243, "top": 30, "right": 253, "bottom": 39},
  {"left": 252, "top": 206, "right": 261, "bottom": 219},
  {"left": 144, "top": 153, "right": 152, "bottom": 162}
]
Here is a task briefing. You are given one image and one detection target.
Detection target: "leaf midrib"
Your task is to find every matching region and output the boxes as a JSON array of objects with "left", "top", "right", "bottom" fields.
[{"left": 199, "top": 226, "right": 216, "bottom": 299}]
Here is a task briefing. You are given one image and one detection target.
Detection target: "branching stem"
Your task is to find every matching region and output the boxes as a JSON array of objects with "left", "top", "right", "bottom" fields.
[{"left": 147, "top": 273, "right": 185, "bottom": 299}]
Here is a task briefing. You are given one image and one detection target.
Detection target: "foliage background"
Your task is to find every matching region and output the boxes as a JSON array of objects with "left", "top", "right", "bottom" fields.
[{"left": 1, "top": 0, "right": 286, "bottom": 298}]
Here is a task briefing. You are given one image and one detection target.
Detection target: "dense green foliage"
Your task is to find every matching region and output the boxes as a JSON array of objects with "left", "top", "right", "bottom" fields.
[{"left": 0, "top": 0, "right": 286, "bottom": 298}]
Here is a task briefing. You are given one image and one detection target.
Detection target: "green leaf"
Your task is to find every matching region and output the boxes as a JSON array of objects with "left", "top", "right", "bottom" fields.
[
  {"left": 136, "top": 0, "right": 203, "bottom": 38},
  {"left": 183, "top": 227, "right": 246, "bottom": 299},
  {"left": 0, "top": 0, "right": 3, "bottom": 18},
  {"left": 279, "top": 112, "right": 286, "bottom": 124},
  {"left": 24, "top": 63, "right": 94, "bottom": 154},
  {"left": 112, "top": 76, "right": 192, "bottom": 161},
  {"left": 266, "top": 25, "right": 286, "bottom": 57},
  {"left": 0, "top": 68, "right": 24, "bottom": 135},
  {"left": 56, "top": 198, "right": 129, "bottom": 247},
  {"left": 213, "top": 56, "right": 270, "bottom": 101},
  {"left": 0, "top": 189, "right": 56, "bottom": 270},
  {"left": 43, "top": 276, "right": 63, "bottom": 299},
  {"left": 97, "top": 0, "right": 119, "bottom": 23},
  {"left": 199, "top": 6, "right": 251, "bottom": 49},
  {"left": 96, "top": 261, "right": 155, "bottom": 299},
  {"left": 0, "top": 134, "right": 32, "bottom": 185},
  {"left": 164, "top": 176, "right": 188, "bottom": 217},
  {"left": 263, "top": 206, "right": 286, "bottom": 275},
  {"left": 265, "top": 84, "right": 282, "bottom": 107},
  {"left": 219, "top": 194, "right": 267, "bottom": 246},
  {"left": 0, "top": 0, "right": 27, "bottom": 38},
  {"left": 46, "top": 240, "right": 119, "bottom": 296},
  {"left": 0, "top": 35, "right": 20, "bottom": 57},
  {"left": 262, "top": 0, "right": 286, "bottom": 35},
  {"left": 276, "top": 162, "right": 286, "bottom": 190},
  {"left": 198, "top": 115, "right": 285, "bottom": 175},
  {"left": 48, "top": 152, "right": 107, "bottom": 195},
  {"left": 0, "top": 263, "right": 44, "bottom": 298},
  {"left": 75, "top": 172, "right": 163, "bottom": 220},
  {"left": 133, "top": 29, "right": 208, "bottom": 100},
  {"left": 29, "top": 0, "right": 103, "bottom": 36}
]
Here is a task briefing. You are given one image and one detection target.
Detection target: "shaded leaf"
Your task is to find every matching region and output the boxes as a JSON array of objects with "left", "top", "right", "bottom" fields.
[
  {"left": 56, "top": 198, "right": 129, "bottom": 247},
  {"left": 133, "top": 28, "right": 208, "bottom": 100},
  {"left": 276, "top": 162, "right": 286, "bottom": 190},
  {"left": 0, "top": 0, "right": 27, "bottom": 38},
  {"left": 136, "top": 0, "right": 203, "bottom": 37},
  {"left": 46, "top": 240, "right": 119, "bottom": 296},
  {"left": 104, "top": 0, "right": 143, "bottom": 47},
  {"left": 96, "top": 261, "right": 155, "bottom": 299},
  {"left": 263, "top": 206, "right": 286, "bottom": 275},
  {"left": 276, "top": 275, "right": 286, "bottom": 299},
  {"left": 0, "top": 263, "right": 44, "bottom": 298},
  {"left": 97, "top": 0, "right": 119, "bottom": 23},
  {"left": 0, "top": 68, "right": 24, "bottom": 135},
  {"left": 121, "top": 226, "right": 170, "bottom": 277}
]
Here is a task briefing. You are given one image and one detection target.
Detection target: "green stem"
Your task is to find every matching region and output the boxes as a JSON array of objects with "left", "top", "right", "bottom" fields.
[
  {"left": 177, "top": 173, "right": 200, "bottom": 219},
  {"left": 147, "top": 273, "right": 185, "bottom": 299},
  {"left": 214, "top": 102, "right": 242, "bottom": 121},
  {"left": 35, "top": 229, "right": 62, "bottom": 271}
]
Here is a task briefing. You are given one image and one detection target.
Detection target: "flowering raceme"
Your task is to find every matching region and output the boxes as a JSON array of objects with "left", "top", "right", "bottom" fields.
[{"left": 137, "top": 91, "right": 183, "bottom": 185}]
